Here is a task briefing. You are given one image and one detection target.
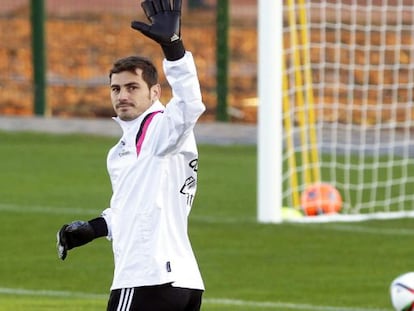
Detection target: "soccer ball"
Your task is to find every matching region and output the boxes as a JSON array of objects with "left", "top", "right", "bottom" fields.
[
  {"left": 300, "top": 183, "right": 342, "bottom": 216},
  {"left": 390, "top": 272, "right": 414, "bottom": 311}
]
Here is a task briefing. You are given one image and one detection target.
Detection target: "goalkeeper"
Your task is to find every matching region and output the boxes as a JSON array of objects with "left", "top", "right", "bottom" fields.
[{"left": 56, "top": 0, "right": 205, "bottom": 310}]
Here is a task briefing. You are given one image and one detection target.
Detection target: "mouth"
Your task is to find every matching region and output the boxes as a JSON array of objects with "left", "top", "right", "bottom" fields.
[{"left": 116, "top": 103, "right": 134, "bottom": 109}]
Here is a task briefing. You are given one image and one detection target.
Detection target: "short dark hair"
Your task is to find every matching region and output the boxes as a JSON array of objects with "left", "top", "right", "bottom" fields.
[{"left": 109, "top": 56, "right": 158, "bottom": 88}]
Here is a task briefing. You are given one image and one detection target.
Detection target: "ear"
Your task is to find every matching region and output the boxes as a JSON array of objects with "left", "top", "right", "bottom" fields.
[{"left": 150, "top": 84, "right": 161, "bottom": 102}]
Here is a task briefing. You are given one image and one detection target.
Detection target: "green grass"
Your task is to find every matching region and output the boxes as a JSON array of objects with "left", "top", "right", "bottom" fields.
[{"left": 0, "top": 130, "right": 410, "bottom": 310}]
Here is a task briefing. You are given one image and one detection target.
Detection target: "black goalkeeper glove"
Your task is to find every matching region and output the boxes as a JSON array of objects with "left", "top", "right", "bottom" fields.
[
  {"left": 131, "top": 0, "right": 185, "bottom": 61},
  {"left": 57, "top": 221, "right": 94, "bottom": 260},
  {"left": 56, "top": 218, "right": 108, "bottom": 261}
]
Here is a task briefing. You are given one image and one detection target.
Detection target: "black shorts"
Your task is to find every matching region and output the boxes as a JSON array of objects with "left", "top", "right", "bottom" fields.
[{"left": 106, "top": 283, "right": 203, "bottom": 311}]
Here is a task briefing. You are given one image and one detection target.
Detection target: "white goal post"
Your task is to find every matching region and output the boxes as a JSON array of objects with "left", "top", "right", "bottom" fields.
[
  {"left": 257, "top": 0, "right": 283, "bottom": 223},
  {"left": 258, "top": 0, "right": 414, "bottom": 223}
]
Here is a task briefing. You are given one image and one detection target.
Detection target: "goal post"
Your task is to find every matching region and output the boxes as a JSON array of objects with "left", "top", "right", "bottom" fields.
[
  {"left": 257, "top": 0, "right": 283, "bottom": 223},
  {"left": 258, "top": 0, "right": 414, "bottom": 223}
]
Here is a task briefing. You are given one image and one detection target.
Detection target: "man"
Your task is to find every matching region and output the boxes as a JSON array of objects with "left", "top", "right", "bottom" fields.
[{"left": 56, "top": 0, "right": 205, "bottom": 310}]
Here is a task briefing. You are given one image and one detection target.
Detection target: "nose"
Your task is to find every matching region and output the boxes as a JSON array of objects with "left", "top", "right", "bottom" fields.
[{"left": 118, "top": 87, "right": 129, "bottom": 101}]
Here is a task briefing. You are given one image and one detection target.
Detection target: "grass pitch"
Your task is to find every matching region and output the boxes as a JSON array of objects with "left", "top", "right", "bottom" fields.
[{"left": 0, "top": 130, "right": 412, "bottom": 311}]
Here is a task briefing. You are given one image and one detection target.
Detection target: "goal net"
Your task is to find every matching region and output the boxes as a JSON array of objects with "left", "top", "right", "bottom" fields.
[{"left": 259, "top": 0, "right": 414, "bottom": 222}]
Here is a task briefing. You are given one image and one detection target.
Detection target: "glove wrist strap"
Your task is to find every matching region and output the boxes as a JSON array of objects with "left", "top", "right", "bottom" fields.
[
  {"left": 88, "top": 217, "right": 108, "bottom": 238},
  {"left": 161, "top": 40, "right": 185, "bottom": 61}
]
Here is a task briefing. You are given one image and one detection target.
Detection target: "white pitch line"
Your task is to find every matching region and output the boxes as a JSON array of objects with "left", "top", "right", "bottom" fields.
[
  {"left": 0, "top": 287, "right": 388, "bottom": 311},
  {"left": 204, "top": 298, "right": 389, "bottom": 311},
  {"left": 290, "top": 222, "right": 414, "bottom": 236},
  {"left": 3, "top": 202, "right": 414, "bottom": 236},
  {"left": 0, "top": 287, "right": 107, "bottom": 299},
  {"left": 0, "top": 202, "right": 255, "bottom": 223},
  {"left": 0, "top": 203, "right": 101, "bottom": 216}
]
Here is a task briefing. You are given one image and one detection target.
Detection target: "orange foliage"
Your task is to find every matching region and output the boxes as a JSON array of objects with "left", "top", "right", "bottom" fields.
[{"left": 0, "top": 8, "right": 257, "bottom": 122}]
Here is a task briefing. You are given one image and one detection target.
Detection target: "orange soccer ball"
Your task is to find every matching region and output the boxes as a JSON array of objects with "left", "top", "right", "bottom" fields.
[{"left": 300, "top": 183, "right": 342, "bottom": 216}]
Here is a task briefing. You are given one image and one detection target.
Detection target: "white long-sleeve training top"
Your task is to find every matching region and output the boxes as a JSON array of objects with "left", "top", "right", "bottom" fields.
[{"left": 101, "top": 52, "right": 205, "bottom": 291}]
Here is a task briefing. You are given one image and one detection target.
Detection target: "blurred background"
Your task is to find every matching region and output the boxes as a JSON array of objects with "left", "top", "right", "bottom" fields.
[{"left": 0, "top": 0, "right": 257, "bottom": 122}]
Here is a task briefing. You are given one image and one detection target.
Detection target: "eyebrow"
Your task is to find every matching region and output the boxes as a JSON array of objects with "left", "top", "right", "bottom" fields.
[{"left": 110, "top": 82, "right": 140, "bottom": 88}]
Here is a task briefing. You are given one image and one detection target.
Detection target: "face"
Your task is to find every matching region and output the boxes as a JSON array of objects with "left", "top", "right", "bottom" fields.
[{"left": 110, "top": 68, "right": 160, "bottom": 121}]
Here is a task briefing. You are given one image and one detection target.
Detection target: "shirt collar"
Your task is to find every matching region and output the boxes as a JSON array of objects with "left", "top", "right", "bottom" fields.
[{"left": 112, "top": 100, "right": 164, "bottom": 131}]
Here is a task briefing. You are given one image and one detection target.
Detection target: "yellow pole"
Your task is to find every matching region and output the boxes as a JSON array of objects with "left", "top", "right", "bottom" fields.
[
  {"left": 297, "top": 0, "right": 321, "bottom": 184},
  {"left": 287, "top": 0, "right": 312, "bottom": 186},
  {"left": 282, "top": 60, "right": 301, "bottom": 208}
]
